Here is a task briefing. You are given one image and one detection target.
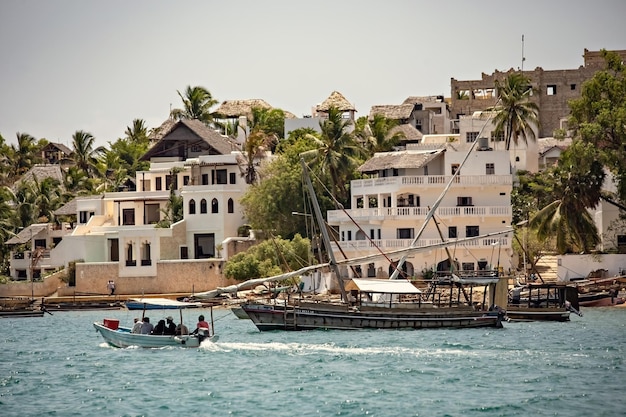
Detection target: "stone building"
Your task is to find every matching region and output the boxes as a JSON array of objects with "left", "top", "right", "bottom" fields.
[{"left": 449, "top": 48, "right": 626, "bottom": 138}]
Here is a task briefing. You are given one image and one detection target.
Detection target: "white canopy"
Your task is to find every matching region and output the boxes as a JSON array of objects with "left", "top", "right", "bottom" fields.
[
  {"left": 128, "top": 298, "right": 202, "bottom": 308},
  {"left": 345, "top": 279, "right": 422, "bottom": 294}
]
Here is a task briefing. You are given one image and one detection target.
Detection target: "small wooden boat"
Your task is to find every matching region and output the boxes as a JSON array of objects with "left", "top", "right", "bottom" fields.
[
  {"left": 94, "top": 298, "right": 217, "bottom": 348},
  {"left": 506, "top": 282, "right": 581, "bottom": 322},
  {"left": 578, "top": 291, "right": 625, "bottom": 307},
  {"left": 0, "top": 309, "right": 45, "bottom": 318}
]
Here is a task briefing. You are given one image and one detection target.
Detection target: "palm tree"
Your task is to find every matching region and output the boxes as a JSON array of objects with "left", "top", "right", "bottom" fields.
[
  {"left": 124, "top": 119, "right": 149, "bottom": 144},
  {"left": 30, "top": 175, "right": 63, "bottom": 222},
  {"left": 301, "top": 106, "right": 365, "bottom": 204},
  {"left": 170, "top": 86, "right": 218, "bottom": 125},
  {"left": 355, "top": 114, "right": 404, "bottom": 155},
  {"left": 11, "top": 132, "right": 38, "bottom": 177},
  {"left": 71, "top": 130, "right": 105, "bottom": 178},
  {"left": 490, "top": 72, "right": 539, "bottom": 150},
  {"left": 529, "top": 141, "right": 605, "bottom": 253}
]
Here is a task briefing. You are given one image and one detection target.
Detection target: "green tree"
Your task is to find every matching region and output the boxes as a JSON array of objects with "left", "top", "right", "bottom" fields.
[
  {"left": 223, "top": 234, "right": 311, "bottom": 281},
  {"left": 568, "top": 49, "right": 626, "bottom": 203},
  {"left": 71, "top": 130, "right": 105, "bottom": 178},
  {"left": 300, "top": 106, "right": 365, "bottom": 204},
  {"left": 170, "top": 85, "right": 218, "bottom": 125},
  {"left": 30, "top": 176, "right": 63, "bottom": 222},
  {"left": 354, "top": 114, "right": 404, "bottom": 155},
  {"left": 490, "top": 72, "right": 540, "bottom": 150},
  {"left": 530, "top": 141, "right": 605, "bottom": 254},
  {"left": 11, "top": 132, "right": 38, "bottom": 178}
]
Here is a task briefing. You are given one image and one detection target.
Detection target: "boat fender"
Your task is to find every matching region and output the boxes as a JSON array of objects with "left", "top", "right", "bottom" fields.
[{"left": 174, "top": 336, "right": 186, "bottom": 345}]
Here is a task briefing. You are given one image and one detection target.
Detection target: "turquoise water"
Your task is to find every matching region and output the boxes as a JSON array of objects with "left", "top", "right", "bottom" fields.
[{"left": 1, "top": 307, "right": 624, "bottom": 417}]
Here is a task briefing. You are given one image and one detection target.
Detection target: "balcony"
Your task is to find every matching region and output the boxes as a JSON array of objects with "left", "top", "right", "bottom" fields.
[
  {"left": 327, "top": 205, "right": 511, "bottom": 223},
  {"left": 331, "top": 237, "right": 509, "bottom": 252},
  {"left": 350, "top": 174, "right": 512, "bottom": 191}
]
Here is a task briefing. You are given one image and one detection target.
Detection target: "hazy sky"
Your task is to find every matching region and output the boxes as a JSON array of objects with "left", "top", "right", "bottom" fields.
[{"left": 1, "top": 0, "right": 625, "bottom": 149}]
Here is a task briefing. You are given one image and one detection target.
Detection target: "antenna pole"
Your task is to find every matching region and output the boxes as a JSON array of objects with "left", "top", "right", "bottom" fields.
[{"left": 521, "top": 34, "right": 526, "bottom": 71}]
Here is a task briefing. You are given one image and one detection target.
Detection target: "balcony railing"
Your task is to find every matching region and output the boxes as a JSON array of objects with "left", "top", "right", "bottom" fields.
[
  {"left": 331, "top": 237, "right": 509, "bottom": 252},
  {"left": 351, "top": 174, "right": 512, "bottom": 190},
  {"left": 328, "top": 205, "right": 511, "bottom": 223}
]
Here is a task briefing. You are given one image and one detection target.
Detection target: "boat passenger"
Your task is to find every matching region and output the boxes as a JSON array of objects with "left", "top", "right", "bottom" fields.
[
  {"left": 164, "top": 316, "right": 176, "bottom": 335},
  {"left": 152, "top": 319, "right": 166, "bottom": 335},
  {"left": 175, "top": 322, "right": 189, "bottom": 335},
  {"left": 131, "top": 318, "right": 142, "bottom": 334},
  {"left": 192, "top": 315, "right": 211, "bottom": 340},
  {"left": 140, "top": 317, "right": 153, "bottom": 334}
]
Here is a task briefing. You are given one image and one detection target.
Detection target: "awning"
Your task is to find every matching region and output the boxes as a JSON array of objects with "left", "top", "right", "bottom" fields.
[
  {"left": 127, "top": 298, "right": 202, "bottom": 308},
  {"left": 345, "top": 278, "right": 422, "bottom": 294}
]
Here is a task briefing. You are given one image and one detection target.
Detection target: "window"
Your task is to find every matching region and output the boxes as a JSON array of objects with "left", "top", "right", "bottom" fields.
[
  {"left": 547, "top": 85, "right": 557, "bottom": 95},
  {"left": 202, "top": 174, "right": 209, "bottom": 185},
  {"left": 215, "top": 169, "right": 228, "bottom": 184},
  {"left": 490, "top": 130, "right": 505, "bottom": 142},
  {"left": 227, "top": 198, "right": 234, "bottom": 213},
  {"left": 457, "top": 196, "right": 473, "bottom": 206},
  {"left": 424, "top": 165, "right": 428, "bottom": 175},
  {"left": 156, "top": 177, "right": 162, "bottom": 191},
  {"left": 448, "top": 227, "right": 457, "bottom": 239},
  {"left": 165, "top": 174, "right": 172, "bottom": 190},
  {"left": 126, "top": 242, "right": 136, "bottom": 266},
  {"left": 570, "top": 84, "right": 576, "bottom": 90},
  {"left": 211, "top": 198, "right": 219, "bottom": 213},
  {"left": 145, "top": 204, "right": 160, "bottom": 224},
  {"left": 370, "top": 229, "right": 375, "bottom": 239},
  {"left": 347, "top": 231, "right": 352, "bottom": 241},
  {"left": 462, "top": 262, "right": 474, "bottom": 271},
  {"left": 465, "top": 132, "right": 479, "bottom": 143},
  {"left": 230, "top": 172, "right": 236, "bottom": 184},
  {"left": 79, "top": 211, "right": 94, "bottom": 224},
  {"left": 183, "top": 175, "right": 190, "bottom": 185},
  {"left": 189, "top": 199, "right": 196, "bottom": 215},
  {"left": 122, "top": 208, "right": 135, "bottom": 225},
  {"left": 195, "top": 234, "right": 215, "bottom": 259},
  {"left": 200, "top": 199, "right": 207, "bottom": 214},
  {"left": 141, "top": 242, "right": 151, "bottom": 266},
  {"left": 486, "top": 163, "right": 495, "bottom": 175},
  {"left": 466, "top": 225, "right": 479, "bottom": 237},
  {"left": 109, "top": 238, "right": 119, "bottom": 262},
  {"left": 397, "top": 228, "right": 414, "bottom": 239},
  {"left": 180, "top": 246, "right": 188, "bottom": 259}
]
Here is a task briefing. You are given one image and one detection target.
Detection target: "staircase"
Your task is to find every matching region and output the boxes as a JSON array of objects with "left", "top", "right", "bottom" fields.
[{"left": 534, "top": 254, "right": 559, "bottom": 282}]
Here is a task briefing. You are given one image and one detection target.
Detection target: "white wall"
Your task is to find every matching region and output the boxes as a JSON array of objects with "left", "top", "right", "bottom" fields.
[{"left": 558, "top": 254, "right": 626, "bottom": 280}]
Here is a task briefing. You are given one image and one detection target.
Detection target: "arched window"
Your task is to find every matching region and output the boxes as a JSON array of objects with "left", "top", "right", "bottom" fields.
[
  {"left": 211, "top": 198, "right": 219, "bottom": 213},
  {"left": 200, "top": 199, "right": 207, "bottom": 214},
  {"left": 189, "top": 199, "right": 196, "bottom": 215},
  {"left": 227, "top": 198, "right": 234, "bottom": 213}
]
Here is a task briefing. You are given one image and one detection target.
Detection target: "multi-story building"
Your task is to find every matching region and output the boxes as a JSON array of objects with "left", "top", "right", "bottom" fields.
[
  {"left": 449, "top": 48, "right": 626, "bottom": 138},
  {"left": 326, "top": 138, "right": 513, "bottom": 280},
  {"left": 5, "top": 119, "right": 252, "bottom": 295}
]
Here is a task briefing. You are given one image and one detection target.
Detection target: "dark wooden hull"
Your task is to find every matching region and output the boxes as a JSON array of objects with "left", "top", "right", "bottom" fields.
[
  {"left": 505, "top": 307, "right": 570, "bottom": 322},
  {"left": 0, "top": 309, "right": 45, "bottom": 318},
  {"left": 242, "top": 301, "right": 505, "bottom": 331}
]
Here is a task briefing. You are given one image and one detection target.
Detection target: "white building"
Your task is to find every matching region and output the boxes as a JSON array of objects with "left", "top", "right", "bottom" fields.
[{"left": 326, "top": 141, "right": 513, "bottom": 279}]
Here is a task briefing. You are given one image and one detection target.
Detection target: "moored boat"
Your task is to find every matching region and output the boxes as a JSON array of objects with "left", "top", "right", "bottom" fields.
[
  {"left": 242, "top": 277, "right": 506, "bottom": 331},
  {"left": 506, "top": 282, "right": 581, "bottom": 322}
]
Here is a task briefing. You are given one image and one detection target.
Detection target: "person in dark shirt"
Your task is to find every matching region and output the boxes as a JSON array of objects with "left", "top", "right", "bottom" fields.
[
  {"left": 164, "top": 316, "right": 176, "bottom": 335},
  {"left": 152, "top": 319, "right": 166, "bottom": 335}
]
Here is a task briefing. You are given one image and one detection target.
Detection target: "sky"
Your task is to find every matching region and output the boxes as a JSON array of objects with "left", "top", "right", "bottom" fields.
[{"left": 1, "top": 0, "right": 625, "bottom": 149}]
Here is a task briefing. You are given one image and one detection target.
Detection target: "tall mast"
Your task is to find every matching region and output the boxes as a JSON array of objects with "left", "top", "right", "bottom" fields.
[
  {"left": 521, "top": 34, "right": 526, "bottom": 71},
  {"left": 300, "top": 158, "right": 348, "bottom": 301}
]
